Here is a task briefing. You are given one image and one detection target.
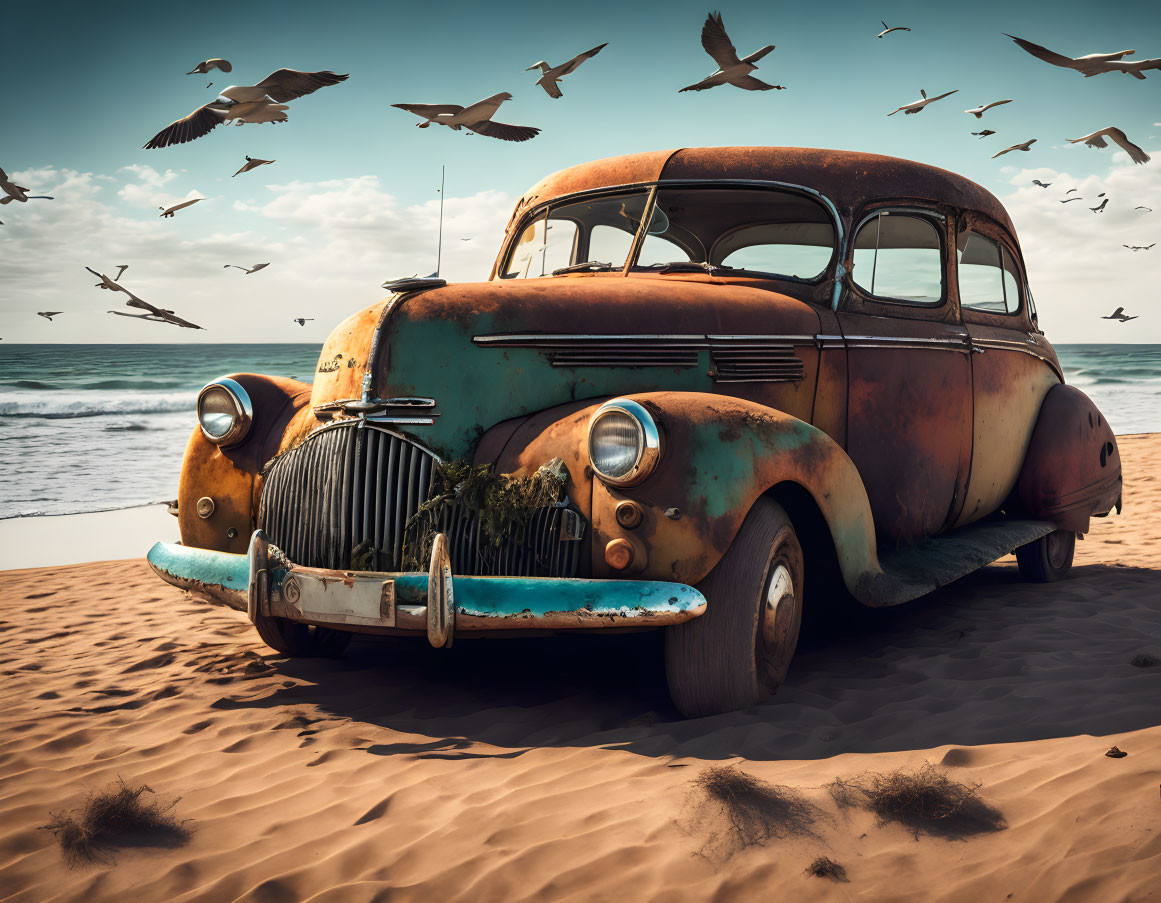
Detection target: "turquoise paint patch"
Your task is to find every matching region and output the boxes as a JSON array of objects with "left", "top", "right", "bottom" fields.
[{"left": 147, "top": 542, "right": 249, "bottom": 591}]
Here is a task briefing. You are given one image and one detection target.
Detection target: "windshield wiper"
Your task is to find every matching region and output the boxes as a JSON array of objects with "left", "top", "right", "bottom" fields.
[
  {"left": 651, "top": 261, "right": 737, "bottom": 275},
  {"left": 552, "top": 261, "right": 614, "bottom": 275}
]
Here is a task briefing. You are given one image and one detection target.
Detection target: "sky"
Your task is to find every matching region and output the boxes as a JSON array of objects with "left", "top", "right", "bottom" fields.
[{"left": 0, "top": 0, "right": 1158, "bottom": 343}]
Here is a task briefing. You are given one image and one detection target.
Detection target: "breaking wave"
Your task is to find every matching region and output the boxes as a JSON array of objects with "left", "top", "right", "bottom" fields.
[{"left": 0, "top": 391, "right": 195, "bottom": 419}]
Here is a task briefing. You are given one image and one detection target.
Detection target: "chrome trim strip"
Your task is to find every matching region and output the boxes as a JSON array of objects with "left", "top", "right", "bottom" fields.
[
  {"left": 285, "top": 418, "right": 443, "bottom": 463},
  {"left": 842, "top": 334, "right": 969, "bottom": 345}
]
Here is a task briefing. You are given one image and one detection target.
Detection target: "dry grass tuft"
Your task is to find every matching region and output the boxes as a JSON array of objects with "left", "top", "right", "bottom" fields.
[
  {"left": 804, "top": 856, "right": 848, "bottom": 882},
  {"left": 690, "top": 765, "right": 821, "bottom": 859},
  {"left": 826, "top": 763, "right": 1005, "bottom": 839},
  {"left": 42, "top": 779, "right": 191, "bottom": 866}
]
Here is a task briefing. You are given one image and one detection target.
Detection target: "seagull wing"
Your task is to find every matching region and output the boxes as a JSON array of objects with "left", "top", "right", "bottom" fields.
[
  {"left": 145, "top": 103, "right": 227, "bottom": 149},
  {"left": 1069, "top": 130, "right": 1109, "bottom": 148},
  {"left": 985, "top": 99, "right": 1013, "bottom": 111},
  {"left": 557, "top": 43, "right": 608, "bottom": 76},
  {"left": 459, "top": 93, "right": 513, "bottom": 122},
  {"left": 731, "top": 75, "right": 779, "bottom": 91},
  {"left": 991, "top": 145, "right": 1016, "bottom": 158},
  {"left": 255, "top": 69, "right": 349, "bottom": 102},
  {"left": 392, "top": 103, "right": 465, "bottom": 121},
  {"left": 1111, "top": 307, "right": 1125, "bottom": 316},
  {"left": 1103, "top": 127, "right": 1151, "bottom": 164},
  {"left": 700, "top": 12, "right": 742, "bottom": 69},
  {"left": 927, "top": 89, "right": 959, "bottom": 103},
  {"left": 540, "top": 79, "right": 563, "bottom": 99},
  {"left": 466, "top": 120, "right": 541, "bottom": 142},
  {"left": 1005, "top": 34, "right": 1078, "bottom": 69},
  {"left": 166, "top": 198, "right": 202, "bottom": 213}
]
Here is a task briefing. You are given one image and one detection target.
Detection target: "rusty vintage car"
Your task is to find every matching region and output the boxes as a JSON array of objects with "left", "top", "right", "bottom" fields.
[{"left": 148, "top": 147, "right": 1122, "bottom": 717}]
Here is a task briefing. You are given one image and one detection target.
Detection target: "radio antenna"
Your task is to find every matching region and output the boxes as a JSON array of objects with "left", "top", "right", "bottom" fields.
[{"left": 436, "top": 165, "right": 445, "bottom": 278}]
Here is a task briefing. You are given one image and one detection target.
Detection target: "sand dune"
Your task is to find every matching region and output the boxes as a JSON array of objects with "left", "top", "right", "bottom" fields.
[{"left": 1, "top": 435, "right": 1159, "bottom": 902}]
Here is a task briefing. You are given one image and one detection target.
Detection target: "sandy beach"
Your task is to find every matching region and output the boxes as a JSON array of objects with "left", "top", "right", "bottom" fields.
[{"left": 1, "top": 435, "right": 1158, "bottom": 902}]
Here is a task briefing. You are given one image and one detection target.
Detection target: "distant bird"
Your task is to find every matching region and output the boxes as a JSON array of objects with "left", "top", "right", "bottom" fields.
[
  {"left": 460, "top": 237, "right": 472, "bottom": 241},
  {"left": 1060, "top": 197, "right": 1084, "bottom": 203},
  {"left": 223, "top": 262, "right": 269, "bottom": 274},
  {"left": 392, "top": 93, "right": 540, "bottom": 141},
  {"left": 293, "top": 317, "right": 314, "bottom": 326},
  {"left": 85, "top": 266, "right": 203, "bottom": 329},
  {"left": 1102, "top": 307, "right": 1138, "bottom": 321},
  {"left": 206, "top": 82, "right": 213, "bottom": 89},
  {"left": 887, "top": 88, "right": 958, "bottom": 116},
  {"left": 37, "top": 311, "right": 63, "bottom": 321},
  {"left": 1004, "top": 35, "right": 1160, "bottom": 79},
  {"left": 159, "top": 198, "right": 203, "bottom": 217},
  {"left": 1067, "top": 127, "right": 1151, "bottom": 165},
  {"left": 1066, "top": 188, "right": 1078, "bottom": 194},
  {"left": 1091, "top": 198, "right": 1109, "bottom": 213},
  {"left": 992, "top": 138, "right": 1037, "bottom": 158},
  {"left": 877, "top": 20, "right": 911, "bottom": 38},
  {"left": 232, "top": 156, "right": 274, "bottom": 177},
  {"left": 1124, "top": 243, "right": 1155, "bottom": 250},
  {"left": 145, "top": 69, "right": 349, "bottom": 149},
  {"left": 188, "top": 59, "right": 232, "bottom": 75},
  {"left": 0, "top": 166, "right": 54, "bottom": 204},
  {"left": 1097, "top": 192, "right": 1106, "bottom": 197},
  {"left": 94, "top": 264, "right": 129, "bottom": 287},
  {"left": 972, "top": 130, "right": 996, "bottom": 138},
  {"left": 679, "top": 12, "right": 783, "bottom": 92},
  {"left": 1032, "top": 179, "right": 1052, "bottom": 188},
  {"left": 1136, "top": 206, "right": 1153, "bottom": 211},
  {"left": 527, "top": 43, "right": 607, "bottom": 98},
  {"left": 965, "top": 99, "right": 1012, "bottom": 118}
]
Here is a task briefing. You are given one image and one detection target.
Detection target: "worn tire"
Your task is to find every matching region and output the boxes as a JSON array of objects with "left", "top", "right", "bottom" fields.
[
  {"left": 1016, "top": 529, "right": 1075, "bottom": 583},
  {"left": 664, "top": 498, "right": 804, "bottom": 718},
  {"left": 253, "top": 614, "right": 353, "bottom": 658}
]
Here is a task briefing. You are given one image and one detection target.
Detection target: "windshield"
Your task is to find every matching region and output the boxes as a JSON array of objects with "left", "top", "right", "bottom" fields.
[{"left": 500, "top": 185, "right": 836, "bottom": 281}]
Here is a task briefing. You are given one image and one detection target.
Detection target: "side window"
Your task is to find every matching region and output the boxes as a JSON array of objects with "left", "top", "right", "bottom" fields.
[
  {"left": 851, "top": 213, "right": 943, "bottom": 304},
  {"left": 957, "top": 230, "right": 1020, "bottom": 314}
]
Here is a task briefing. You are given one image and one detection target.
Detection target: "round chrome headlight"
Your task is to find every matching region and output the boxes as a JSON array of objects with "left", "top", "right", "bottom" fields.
[
  {"left": 588, "top": 399, "right": 661, "bottom": 486},
  {"left": 197, "top": 378, "right": 253, "bottom": 447}
]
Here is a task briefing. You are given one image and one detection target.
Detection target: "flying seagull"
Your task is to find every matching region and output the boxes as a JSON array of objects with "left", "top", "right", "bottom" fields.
[
  {"left": 37, "top": 311, "right": 63, "bottom": 321},
  {"left": 1090, "top": 198, "right": 1109, "bottom": 213},
  {"left": 680, "top": 12, "right": 783, "bottom": 92},
  {"left": 392, "top": 93, "right": 540, "bottom": 141},
  {"left": 992, "top": 138, "right": 1036, "bottom": 158},
  {"left": 1136, "top": 206, "right": 1153, "bottom": 211},
  {"left": 85, "top": 266, "right": 204, "bottom": 329},
  {"left": 0, "top": 166, "right": 54, "bottom": 204},
  {"left": 1101, "top": 307, "right": 1138, "bottom": 321},
  {"left": 1060, "top": 197, "right": 1084, "bottom": 203},
  {"left": 965, "top": 99, "right": 1012, "bottom": 118},
  {"left": 972, "top": 130, "right": 996, "bottom": 138},
  {"left": 1004, "top": 34, "right": 1161, "bottom": 79},
  {"left": 1124, "top": 243, "right": 1155, "bottom": 250},
  {"left": 1067, "top": 127, "right": 1151, "bottom": 165},
  {"left": 233, "top": 156, "right": 274, "bottom": 177},
  {"left": 223, "top": 263, "right": 270, "bottom": 274},
  {"left": 94, "top": 264, "right": 129, "bottom": 286},
  {"left": 887, "top": 88, "right": 958, "bottom": 116},
  {"left": 292, "top": 317, "right": 314, "bottom": 326},
  {"left": 1032, "top": 179, "right": 1052, "bottom": 188},
  {"left": 145, "top": 69, "right": 349, "bottom": 149},
  {"left": 877, "top": 21, "right": 911, "bottom": 38},
  {"left": 1066, "top": 188, "right": 1078, "bottom": 194},
  {"left": 159, "top": 198, "right": 203, "bottom": 217},
  {"left": 527, "top": 43, "right": 608, "bottom": 98},
  {"left": 188, "top": 59, "right": 232, "bottom": 75}
]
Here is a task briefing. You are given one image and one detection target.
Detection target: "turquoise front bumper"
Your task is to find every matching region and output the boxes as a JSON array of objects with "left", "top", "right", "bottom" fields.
[{"left": 146, "top": 535, "right": 707, "bottom": 634}]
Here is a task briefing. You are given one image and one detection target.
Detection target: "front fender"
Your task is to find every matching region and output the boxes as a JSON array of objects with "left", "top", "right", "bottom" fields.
[
  {"left": 177, "top": 373, "right": 313, "bottom": 553},
  {"left": 488, "top": 392, "right": 885, "bottom": 598}
]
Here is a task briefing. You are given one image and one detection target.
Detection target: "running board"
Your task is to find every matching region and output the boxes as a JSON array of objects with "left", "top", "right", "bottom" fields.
[{"left": 859, "top": 519, "right": 1056, "bottom": 607}]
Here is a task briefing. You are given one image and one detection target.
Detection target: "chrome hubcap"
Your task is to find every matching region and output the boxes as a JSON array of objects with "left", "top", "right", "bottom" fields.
[{"left": 761, "top": 563, "right": 794, "bottom": 649}]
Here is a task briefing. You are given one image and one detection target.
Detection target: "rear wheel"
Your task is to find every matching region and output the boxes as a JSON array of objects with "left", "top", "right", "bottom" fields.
[
  {"left": 665, "top": 498, "right": 804, "bottom": 718},
  {"left": 253, "top": 614, "right": 353, "bottom": 658},
  {"left": 1016, "top": 529, "right": 1075, "bottom": 583}
]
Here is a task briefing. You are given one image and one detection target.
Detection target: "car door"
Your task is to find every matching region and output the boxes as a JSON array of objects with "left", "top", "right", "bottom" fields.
[
  {"left": 836, "top": 205, "right": 973, "bottom": 543},
  {"left": 953, "top": 218, "right": 1062, "bottom": 527}
]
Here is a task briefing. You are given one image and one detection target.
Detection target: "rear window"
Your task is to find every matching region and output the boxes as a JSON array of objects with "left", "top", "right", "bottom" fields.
[{"left": 851, "top": 212, "right": 943, "bottom": 305}]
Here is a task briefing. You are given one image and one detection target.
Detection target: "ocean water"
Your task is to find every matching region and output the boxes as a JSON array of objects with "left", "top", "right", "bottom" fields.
[{"left": 0, "top": 342, "right": 1158, "bottom": 520}]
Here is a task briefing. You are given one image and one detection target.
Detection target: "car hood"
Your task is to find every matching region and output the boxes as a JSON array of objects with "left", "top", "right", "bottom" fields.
[{"left": 311, "top": 274, "right": 822, "bottom": 460}]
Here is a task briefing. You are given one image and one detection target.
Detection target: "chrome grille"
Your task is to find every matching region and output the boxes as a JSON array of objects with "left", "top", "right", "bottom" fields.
[
  {"left": 259, "top": 422, "right": 435, "bottom": 572},
  {"left": 259, "top": 421, "right": 584, "bottom": 577}
]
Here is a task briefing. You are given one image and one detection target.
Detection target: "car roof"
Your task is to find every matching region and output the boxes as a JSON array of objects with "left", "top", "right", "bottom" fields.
[{"left": 512, "top": 146, "right": 1016, "bottom": 238}]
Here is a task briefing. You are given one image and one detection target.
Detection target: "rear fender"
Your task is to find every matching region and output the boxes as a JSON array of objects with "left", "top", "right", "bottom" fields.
[{"left": 1016, "top": 384, "right": 1122, "bottom": 532}]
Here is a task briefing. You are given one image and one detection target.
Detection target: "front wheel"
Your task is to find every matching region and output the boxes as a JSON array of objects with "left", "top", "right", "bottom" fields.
[
  {"left": 1016, "top": 529, "right": 1075, "bottom": 583},
  {"left": 253, "top": 613, "right": 353, "bottom": 658},
  {"left": 664, "top": 498, "right": 804, "bottom": 718}
]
